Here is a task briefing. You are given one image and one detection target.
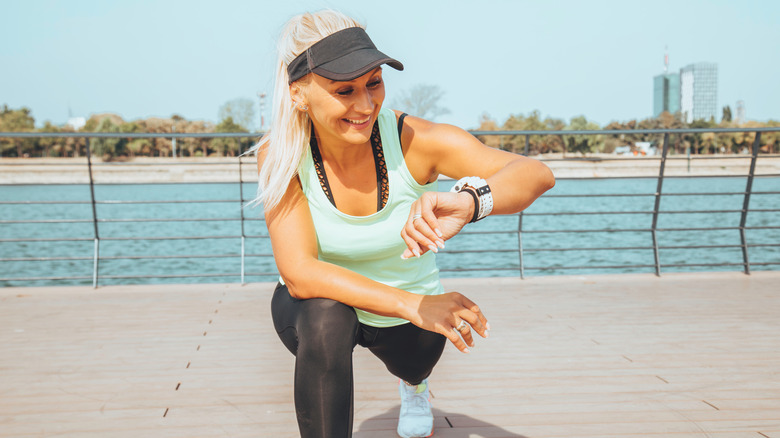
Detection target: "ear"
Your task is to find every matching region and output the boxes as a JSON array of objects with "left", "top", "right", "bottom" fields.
[{"left": 289, "top": 83, "right": 306, "bottom": 107}]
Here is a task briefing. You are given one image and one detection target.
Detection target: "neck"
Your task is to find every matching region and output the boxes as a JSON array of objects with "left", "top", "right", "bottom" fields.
[{"left": 315, "top": 134, "right": 371, "bottom": 171}]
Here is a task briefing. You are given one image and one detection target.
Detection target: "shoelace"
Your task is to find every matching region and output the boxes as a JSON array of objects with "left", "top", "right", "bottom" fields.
[{"left": 408, "top": 394, "right": 429, "bottom": 414}]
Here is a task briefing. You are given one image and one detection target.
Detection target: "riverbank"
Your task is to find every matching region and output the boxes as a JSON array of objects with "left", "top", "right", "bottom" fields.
[{"left": 1, "top": 154, "right": 779, "bottom": 184}]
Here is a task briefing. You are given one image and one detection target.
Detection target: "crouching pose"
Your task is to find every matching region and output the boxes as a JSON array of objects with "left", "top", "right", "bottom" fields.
[{"left": 252, "top": 10, "right": 555, "bottom": 438}]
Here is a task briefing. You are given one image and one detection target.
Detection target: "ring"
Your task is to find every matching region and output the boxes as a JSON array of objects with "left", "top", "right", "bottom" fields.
[
  {"left": 456, "top": 319, "right": 468, "bottom": 332},
  {"left": 411, "top": 214, "right": 423, "bottom": 222}
]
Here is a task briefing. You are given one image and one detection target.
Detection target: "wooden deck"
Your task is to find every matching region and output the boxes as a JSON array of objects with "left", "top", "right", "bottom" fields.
[{"left": 1, "top": 272, "right": 779, "bottom": 437}]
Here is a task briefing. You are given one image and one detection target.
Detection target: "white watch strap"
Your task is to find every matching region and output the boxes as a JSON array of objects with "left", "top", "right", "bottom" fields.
[{"left": 450, "top": 177, "right": 493, "bottom": 222}]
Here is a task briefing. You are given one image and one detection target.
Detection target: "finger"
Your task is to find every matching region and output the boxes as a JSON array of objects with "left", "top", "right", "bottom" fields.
[
  {"left": 418, "top": 194, "right": 445, "bottom": 243},
  {"left": 399, "top": 228, "right": 423, "bottom": 259},
  {"left": 458, "top": 296, "right": 490, "bottom": 337},
  {"left": 405, "top": 211, "right": 440, "bottom": 254},
  {"left": 456, "top": 320, "right": 475, "bottom": 347},
  {"left": 406, "top": 223, "right": 438, "bottom": 255},
  {"left": 441, "top": 325, "right": 470, "bottom": 354},
  {"left": 415, "top": 213, "right": 445, "bottom": 250},
  {"left": 458, "top": 310, "right": 488, "bottom": 339}
]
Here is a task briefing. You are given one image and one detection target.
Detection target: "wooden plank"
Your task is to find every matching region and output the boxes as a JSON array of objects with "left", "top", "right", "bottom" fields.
[{"left": 0, "top": 271, "right": 778, "bottom": 437}]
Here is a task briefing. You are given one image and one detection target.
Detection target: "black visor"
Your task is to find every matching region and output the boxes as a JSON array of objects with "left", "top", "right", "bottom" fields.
[{"left": 287, "top": 27, "right": 403, "bottom": 84}]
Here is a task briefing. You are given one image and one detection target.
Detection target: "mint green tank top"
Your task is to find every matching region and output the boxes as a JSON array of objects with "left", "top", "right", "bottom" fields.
[{"left": 297, "top": 107, "right": 444, "bottom": 327}]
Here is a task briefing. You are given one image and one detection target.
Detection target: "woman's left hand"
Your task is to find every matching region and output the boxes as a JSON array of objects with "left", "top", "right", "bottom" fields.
[{"left": 401, "top": 191, "right": 474, "bottom": 259}]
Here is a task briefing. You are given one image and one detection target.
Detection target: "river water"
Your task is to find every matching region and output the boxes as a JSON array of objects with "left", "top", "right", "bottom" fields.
[{"left": 1, "top": 177, "right": 778, "bottom": 287}]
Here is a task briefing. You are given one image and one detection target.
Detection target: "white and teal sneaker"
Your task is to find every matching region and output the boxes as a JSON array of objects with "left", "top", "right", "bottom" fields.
[{"left": 397, "top": 379, "right": 434, "bottom": 438}]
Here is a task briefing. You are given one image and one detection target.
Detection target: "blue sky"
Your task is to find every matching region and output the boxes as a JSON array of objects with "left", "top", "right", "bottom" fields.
[{"left": 1, "top": 0, "right": 778, "bottom": 130}]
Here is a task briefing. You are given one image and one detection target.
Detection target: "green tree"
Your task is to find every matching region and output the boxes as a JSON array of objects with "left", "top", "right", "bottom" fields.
[
  {"left": 564, "top": 115, "right": 602, "bottom": 155},
  {"left": 722, "top": 105, "right": 732, "bottom": 123},
  {"left": 212, "top": 116, "right": 247, "bottom": 156},
  {"left": 0, "top": 105, "right": 36, "bottom": 157},
  {"left": 90, "top": 118, "right": 125, "bottom": 160},
  {"left": 391, "top": 84, "right": 451, "bottom": 121},
  {"left": 36, "top": 121, "right": 61, "bottom": 157},
  {"left": 218, "top": 98, "right": 255, "bottom": 131}
]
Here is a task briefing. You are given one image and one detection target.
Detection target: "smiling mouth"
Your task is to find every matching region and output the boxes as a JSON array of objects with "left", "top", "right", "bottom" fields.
[{"left": 343, "top": 117, "right": 371, "bottom": 126}]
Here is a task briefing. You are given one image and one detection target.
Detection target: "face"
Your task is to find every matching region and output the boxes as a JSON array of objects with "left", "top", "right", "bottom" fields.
[{"left": 292, "top": 67, "right": 385, "bottom": 148}]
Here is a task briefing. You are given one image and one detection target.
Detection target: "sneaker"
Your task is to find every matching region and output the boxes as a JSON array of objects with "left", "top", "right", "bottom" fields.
[{"left": 397, "top": 379, "right": 434, "bottom": 438}]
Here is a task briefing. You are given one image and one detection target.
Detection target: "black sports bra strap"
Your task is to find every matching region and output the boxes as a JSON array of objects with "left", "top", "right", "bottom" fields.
[{"left": 397, "top": 113, "right": 408, "bottom": 143}]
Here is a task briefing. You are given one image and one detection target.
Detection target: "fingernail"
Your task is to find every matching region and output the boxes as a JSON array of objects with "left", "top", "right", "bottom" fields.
[
  {"left": 463, "top": 348, "right": 471, "bottom": 354},
  {"left": 413, "top": 248, "right": 421, "bottom": 258},
  {"left": 427, "top": 245, "right": 438, "bottom": 253},
  {"left": 484, "top": 330, "right": 489, "bottom": 338},
  {"left": 400, "top": 254, "right": 409, "bottom": 260},
  {"left": 436, "top": 240, "right": 445, "bottom": 249},
  {"left": 486, "top": 322, "right": 492, "bottom": 331},
  {"left": 435, "top": 228, "right": 443, "bottom": 238}
]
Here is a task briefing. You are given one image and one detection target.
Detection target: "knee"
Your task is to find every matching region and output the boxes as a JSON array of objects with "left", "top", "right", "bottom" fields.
[{"left": 296, "top": 299, "right": 359, "bottom": 365}]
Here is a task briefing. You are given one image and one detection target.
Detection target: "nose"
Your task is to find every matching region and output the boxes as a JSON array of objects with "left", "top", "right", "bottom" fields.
[{"left": 353, "top": 88, "right": 375, "bottom": 114}]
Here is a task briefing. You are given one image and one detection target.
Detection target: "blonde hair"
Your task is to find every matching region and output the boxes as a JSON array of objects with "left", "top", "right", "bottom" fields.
[{"left": 248, "top": 10, "right": 364, "bottom": 210}]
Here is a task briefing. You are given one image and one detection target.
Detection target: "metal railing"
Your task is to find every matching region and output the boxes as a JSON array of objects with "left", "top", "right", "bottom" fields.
[{"left": 1, "top": 127, "right": 779, "bottom": 287}]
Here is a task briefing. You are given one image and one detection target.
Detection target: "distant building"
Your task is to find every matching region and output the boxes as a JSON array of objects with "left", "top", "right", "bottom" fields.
[
  {"left": 679, "top": 62, "right": 718, "bottom": 123},
  {"left": 735, "top": 100, "right": 746, "bottom": 124},
  {"left": 66, "top": 117, "right": 86, "bottom": 131},
  {"left": 653, "top": 73, "right": 680, "bottom": 117}
]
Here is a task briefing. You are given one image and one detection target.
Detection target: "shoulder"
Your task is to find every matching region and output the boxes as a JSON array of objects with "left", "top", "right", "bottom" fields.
[{"left": 392, "top": 110, "right": 480, "bottom": 156}]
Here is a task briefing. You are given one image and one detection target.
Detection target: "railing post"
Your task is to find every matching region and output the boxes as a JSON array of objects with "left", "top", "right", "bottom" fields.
[
  {"left": 85, "top": 137, "right": 101, "bottom": 288},
  {"left": 518, "top": 212, "right": 525, "bottom": 279},
  {"left": 524, "top": 134, "right": 530, "bottom": 156},
  {"left": 651, "top": 133, "right": 670, "bottom": 277},
  {"left": 238, "top": 140, "right": 247, "bottom": 285},
  {"left": 739, "top": 131, "right": 761, "bottom": 275}
]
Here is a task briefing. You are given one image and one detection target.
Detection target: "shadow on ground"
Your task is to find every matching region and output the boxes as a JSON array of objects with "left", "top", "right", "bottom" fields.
[{"left": 354, "top": 406, "right": 527, "bottom": 437}]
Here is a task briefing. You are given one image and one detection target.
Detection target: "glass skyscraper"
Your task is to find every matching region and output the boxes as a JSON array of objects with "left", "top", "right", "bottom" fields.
[
  {"left": 653, "top": 73, "right": 681, "bottom": 117},
  {"left": 679, "top": 63, "right": 718, "bottom": 123}
]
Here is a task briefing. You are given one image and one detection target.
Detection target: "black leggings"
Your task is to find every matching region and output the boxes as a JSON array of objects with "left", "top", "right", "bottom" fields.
[{"left": 271, "top": 283, "right": 446, "bottom": 438}]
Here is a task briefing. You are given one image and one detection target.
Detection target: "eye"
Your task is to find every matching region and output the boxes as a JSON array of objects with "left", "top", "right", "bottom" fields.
[
  {"left": 336, "top": 87, "right": 354, "bottom": 96},
  {"left": 368, "top": 78, "right": 382, "bottom": 88}
]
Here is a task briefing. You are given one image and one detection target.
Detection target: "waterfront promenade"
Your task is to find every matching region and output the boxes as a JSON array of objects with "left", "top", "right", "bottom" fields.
[{"left": 1, "top": 271, "right": 778, "bottom": 437}]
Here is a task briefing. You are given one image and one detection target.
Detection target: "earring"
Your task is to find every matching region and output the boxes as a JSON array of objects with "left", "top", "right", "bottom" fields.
[{"left": 297, "top": 104, "right": 308, "bottom": 111}]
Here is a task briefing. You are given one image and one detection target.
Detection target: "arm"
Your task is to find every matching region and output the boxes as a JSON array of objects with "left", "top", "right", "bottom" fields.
[
  {"left": 397, "top": 114, "right": 555, "bottom": 257},
  {"left": 257, "top": 152, "right": 488, "bottom": 352}
]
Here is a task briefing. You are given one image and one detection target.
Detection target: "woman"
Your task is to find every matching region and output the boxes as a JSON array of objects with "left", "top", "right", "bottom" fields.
[{"left": 252, "top": 10, "right": 554, "bottom": 438}]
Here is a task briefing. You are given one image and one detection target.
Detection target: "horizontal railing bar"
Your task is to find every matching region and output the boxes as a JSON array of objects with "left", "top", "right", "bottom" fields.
[
  {"left": 525, "top": 246, "right": 653, "bottom": 252},
  {"left": 1, "top": 256, "right": 93, "bottom": 262},
  {"left": 438, "top": 267, "right": 521, "bottom": 272},
  {"left": 1, "top": 253, "right": 277, "bottom": 262},
  {"left": 658, "top": 244, "right": 745, "bottom": 250},
  {"left": 0, "top": 237, "right": 94, "bottom": 243},
  {"left": 543, "top": 193, "right": 655, "bottom": 198},
  {"left": 0, "top": 219, "right": 94, "bottom": 224},
  {"left": 1, "top": 272, "right": 285, "bottom": 282},
  {"left": 0, "top": 200, "right": 256, "bottom": 206},
  {"left": 519, "top": 228, "right": 652, "bottom": 234},
  {"left": 437, "top": 249, "right": 519, "bottom": 254},
  {"left": 99, "top": 199, "right": 245, "bottom": 204},
  {"left": 555, "top": 174, "right": 780, "bottom": 181},
  {"left": 0, "top": 132, "right": 265, "bottom": 139},
  {"left": 541, "top": 190, "right": 780, "bottom": 199},
  {"left": 524, "top": 211, "right": 652, "bottom": 216},
  {"left": 523, "top": 264, "right": 657, "bottom": 270},
  {"left": 0, "top": 276, "right": 93, "bottom": 282},
  {"left": 660, "top": 262, "right": 746, "bottom": 268},
  {"left": 94, "top": 272, "right": 280, "bottom": 279},
  {"left": 3, "top": 127, "right": 779, "bottom": 139},
  {"left": 95, "top": 273, "right": 241, "bottom": 279},
  {"left": 0, "top": 200, "right": 93, "bottom": 205},
  {"left": 96, "top": 218, "right": 243, "bottom": 223}
]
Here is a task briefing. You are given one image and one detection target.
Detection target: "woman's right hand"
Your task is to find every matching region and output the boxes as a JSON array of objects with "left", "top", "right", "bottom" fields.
[{"left": 405, "top": 292, "right": 490, "bottom": 353}]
